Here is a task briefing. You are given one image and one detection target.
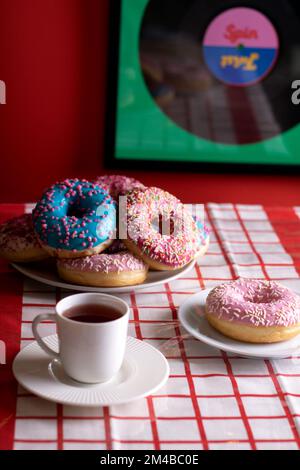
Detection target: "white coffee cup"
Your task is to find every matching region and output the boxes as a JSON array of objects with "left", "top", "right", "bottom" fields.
[{"left": 32, "top": 293, "right": 129, "bottom": 383}]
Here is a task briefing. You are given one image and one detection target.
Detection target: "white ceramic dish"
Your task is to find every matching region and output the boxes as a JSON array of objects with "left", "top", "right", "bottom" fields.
[
  {"left": 178, "top": 289, "right": 300, "bottom": 359},
  {"left": 13, "top": 335, "right": 169, "bottom": 406},
  {"left": 12, "top": 259, "right": 195, "bottom": 293}
]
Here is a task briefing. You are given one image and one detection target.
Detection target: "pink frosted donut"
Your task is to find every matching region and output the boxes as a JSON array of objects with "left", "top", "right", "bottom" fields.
[
  {"left": 206, "top": 279, "right": 300, "bottom": 343},
  {"left": 123, "top": 187, "right": 209, "bottom": 271},
  {"left": 0, "top": 214, "right": 48, "bottom": 263},
  {"left": 57, "top": 251, "right": 148, "bottom": 287},
  {"left": 94, "top": 175, "right": 146, "bottom": 200}
]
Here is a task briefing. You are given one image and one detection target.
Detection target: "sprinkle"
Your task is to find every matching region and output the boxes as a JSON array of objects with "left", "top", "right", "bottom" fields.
[
  {"left": 94, "top": 174, "right": 146, "bottom": 200},
  {"left": 32, "top": 178, "right": 115, "bottom": 253},
  {"left": 0, "top": 214, "right": 43, "bottom": 254}
]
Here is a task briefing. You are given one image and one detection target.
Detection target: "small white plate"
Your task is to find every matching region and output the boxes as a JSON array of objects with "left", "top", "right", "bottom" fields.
[
  {"left": 12, "top": 259, "right": 195, "bottom": 293},
  {"left": 178, "top": 289, "right": 300, "bottom": 359},
  {"left": 13, "top": 335, "right": 169, "bottom": 406}
]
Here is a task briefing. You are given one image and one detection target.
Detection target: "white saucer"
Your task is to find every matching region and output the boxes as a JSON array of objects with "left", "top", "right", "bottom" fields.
[
  {"left": 178, "top": 289, "right": 300, "bottom": 359},
  {"left": 12, "top": 259, "right": 195, "bottom": 293},
  {"left": 13, "top": 335, "right": 169, "bottom": 406}
]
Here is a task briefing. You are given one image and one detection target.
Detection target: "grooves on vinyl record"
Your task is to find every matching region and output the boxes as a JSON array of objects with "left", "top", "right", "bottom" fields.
[{"left": 139, "top": 0, "right": 300, "bottom": 144}]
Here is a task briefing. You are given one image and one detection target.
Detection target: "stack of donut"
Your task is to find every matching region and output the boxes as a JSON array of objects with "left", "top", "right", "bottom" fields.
[{"left": 0, "top": 175, "right": 209, "bottom": 287}]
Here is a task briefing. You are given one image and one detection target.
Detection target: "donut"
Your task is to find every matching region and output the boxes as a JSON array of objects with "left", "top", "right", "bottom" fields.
[
  {"left": 94, "top": 175, "right": 146, "bottom": 200},
  {"left": 0, "top": 214, "right": 48, "bottom": 263},
  {"left": 33, "top": 179, "right": 116, "bottom": 259},
  {"left": 205, "top": 279, "right": 300, "bottom": 344},
  {"left": 122, "top": 187, "right": 208, "bottom": 271},
  {"left": 57, "top": 251, "right": 148, "bottom": 287}
]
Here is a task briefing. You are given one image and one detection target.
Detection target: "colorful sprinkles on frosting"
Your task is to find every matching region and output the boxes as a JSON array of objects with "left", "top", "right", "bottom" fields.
[
  {"left": 32, "top": 179, "right": 116, "bottom": 252},
  {"left": 57, "top": 251, "right": 146, "bottom": 274},
  {"left": 0, "top": 214, "right": 41, "bottom": 253},
  {"left": 206, "top": 279, "right": 300, "bottom": 327},
  {"left": 94, "top": 175, "right": 146, "bottom": 200},
  {"left": 124, "top": 187, "right": 208, "bottom": 269}
]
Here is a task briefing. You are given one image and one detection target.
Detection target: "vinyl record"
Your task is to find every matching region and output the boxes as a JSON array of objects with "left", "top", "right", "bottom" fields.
[{"left": 139, "top": 0, "right": 300, "bottom": 145}]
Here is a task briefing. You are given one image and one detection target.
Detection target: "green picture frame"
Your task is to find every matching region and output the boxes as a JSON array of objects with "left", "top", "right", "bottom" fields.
[{"left": 105, "top": 0, "right": 300, "bottom": 172}]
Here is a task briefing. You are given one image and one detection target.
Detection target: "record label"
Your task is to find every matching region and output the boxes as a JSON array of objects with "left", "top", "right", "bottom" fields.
[{"left": 203, "top": 7, "right": 279, "bottom": 87}]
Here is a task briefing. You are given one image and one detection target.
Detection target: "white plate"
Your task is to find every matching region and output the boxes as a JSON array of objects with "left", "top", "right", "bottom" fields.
[
  {"left": 12, "top": 259, "right": 195, "bottom": 293},
  {"left": 178, "top": 289, "right": 300, "bottom": 359},
  {"left": 13, "top": 335, "right": 169, "bottom": 406}
]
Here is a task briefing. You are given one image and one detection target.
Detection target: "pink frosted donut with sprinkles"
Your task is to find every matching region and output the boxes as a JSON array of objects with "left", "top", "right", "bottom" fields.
[
  {"left": 94, "top": 174, "right": 146, "bottom": 200},
  {"left": 57, "top": 251, "right": 148, "bottom": 287},
  {"left": 205, "top": 279, "right": 300, "bottom": 344},
  {"left": 0, "top": 214, "right": 48, "bottom": 262},
  {"left": 122, "top": 187, "right": 209, "bottom": 271},
  {"left": 32, "top": 179, "right": 116, "bottom": 259}
]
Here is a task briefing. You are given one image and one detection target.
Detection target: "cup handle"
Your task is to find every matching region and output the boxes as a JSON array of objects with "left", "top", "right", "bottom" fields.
[{"left": 32, "top": 313, "right": 59, "bottom": 359}]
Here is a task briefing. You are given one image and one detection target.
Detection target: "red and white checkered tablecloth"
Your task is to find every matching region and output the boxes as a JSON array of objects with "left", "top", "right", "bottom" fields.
[{"left": 1, "top": 202, "right": 300, "bottom": 451}]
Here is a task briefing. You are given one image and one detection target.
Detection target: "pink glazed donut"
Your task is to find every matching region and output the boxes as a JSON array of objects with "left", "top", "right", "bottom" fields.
[
  {"left": 57, "top": 251, "right": 148, "bottom": 287},
  {"left": 0, "top": 214, "right": 48, "bottom": 262},
  {"left": 123, "top": 187, "right": 209, "bottom": 271},
  {"left": 205, "top": 279, "right": 300, "bottom": 344},
  {"left": 94, "top": 175, "right": 146, "bottom": 200}
]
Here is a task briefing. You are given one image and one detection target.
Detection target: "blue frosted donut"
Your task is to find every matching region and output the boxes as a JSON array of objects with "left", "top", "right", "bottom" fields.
[{"left": 32, "top": 179, "right": 116, "bottom": 258}]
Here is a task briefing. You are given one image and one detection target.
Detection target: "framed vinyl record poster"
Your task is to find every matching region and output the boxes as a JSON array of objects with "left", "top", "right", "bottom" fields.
[{"left": 105, "top": 0, "right": 300, "bottom": 171}]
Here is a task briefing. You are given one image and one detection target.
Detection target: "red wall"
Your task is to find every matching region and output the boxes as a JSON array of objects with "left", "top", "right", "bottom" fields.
[{"left": 0, "top": 0, "right": 299, "bottom": 205}]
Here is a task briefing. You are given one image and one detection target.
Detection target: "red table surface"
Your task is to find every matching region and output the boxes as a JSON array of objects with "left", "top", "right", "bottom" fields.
[{"left": 1, "top": 202, "right": 300, "bottom": 450}]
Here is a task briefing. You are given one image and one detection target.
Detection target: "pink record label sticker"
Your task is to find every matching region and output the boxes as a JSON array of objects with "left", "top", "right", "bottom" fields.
[{"left": 203, "top": 7, "right": 279, "bottom": 87}]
